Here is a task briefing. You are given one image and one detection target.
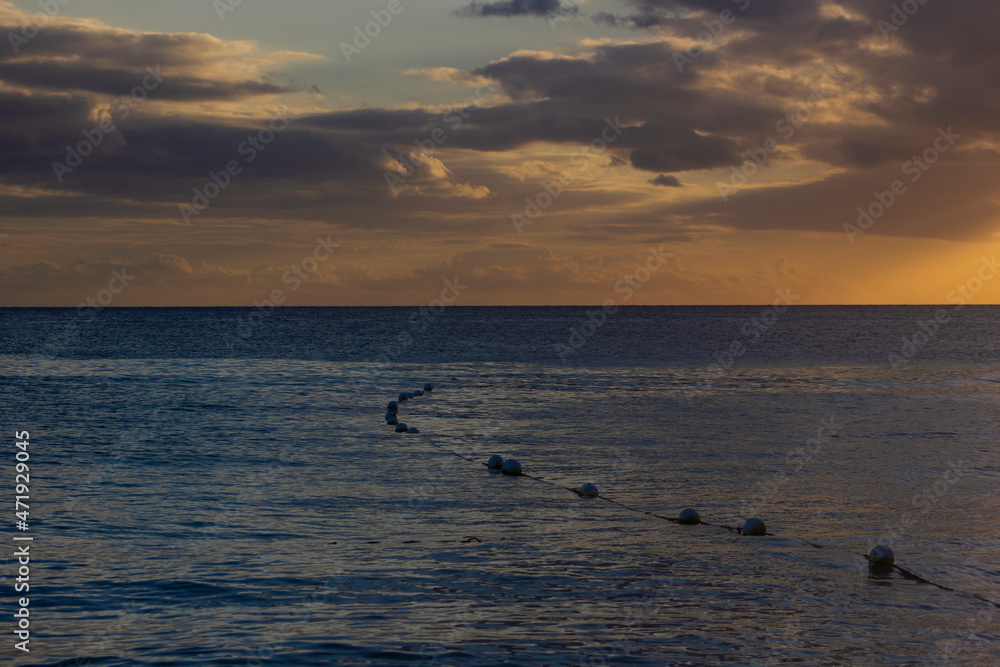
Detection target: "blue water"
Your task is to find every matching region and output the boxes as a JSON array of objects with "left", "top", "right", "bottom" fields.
[{"left": 1, "top": 307, "right": 998, "bottom": 665}]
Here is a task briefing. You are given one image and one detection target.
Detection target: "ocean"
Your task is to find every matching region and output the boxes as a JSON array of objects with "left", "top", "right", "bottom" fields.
[{"left": 1, "top": 306, "right": 998, "bottom": 665}]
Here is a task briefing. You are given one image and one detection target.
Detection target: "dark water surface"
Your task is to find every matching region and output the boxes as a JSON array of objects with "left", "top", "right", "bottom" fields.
[{"left": 1, "top": 307, "right": 998, "bottom": 665}]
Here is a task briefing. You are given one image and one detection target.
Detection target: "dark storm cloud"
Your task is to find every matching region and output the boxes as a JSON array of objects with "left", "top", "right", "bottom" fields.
[
  {"left": 0, "top": 11, "right": 258, "bottom": 69},
  {"left": 301, "top": 108, "right": 433, "bottom": 132},
  {"left": 626, "top": 124, "right": 741, "bottom": 171},
  {"left": 634, "top": 0, "right": 818, "bottom": 21},
  {"left": 0, "top": 5, "right": 341, "bottom": 212},
  {"left": 0, "top": 88, "right": 92, "bottom": 128},
  {"left": 3, "top": 0, "right": 1000, "bottom": 246},
  {"left": 300, "top": 88, "right": 745, "bottom": 173},
  {"left": 470, "top": 43, "right": 779, "bottom": 138},
  {"left": 0, "top": 7, "right": 302, "bottom": 101},
  {"left": 0, "top": 61, "right": 288, "bottom": 100},
  {"left": 455, "top": 0, "right": 575, "bottom": 18},
  {"left": 595, "top": 0, "right": 820, "bottom": 30},
  {"left": 438, "top": 0, "right": 1000, "bottom": 242},
  {"left": 592, "top": 8, "right": 674, "bottom": 28},
  {"left": 2, "top": 118, "right": 382, "bottom": 195}
]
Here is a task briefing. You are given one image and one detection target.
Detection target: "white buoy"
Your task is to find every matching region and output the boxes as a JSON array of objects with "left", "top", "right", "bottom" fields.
[
  {"left": 742, "top": 518, "right": 767, "bottom": 536},
  {"left": 395, "top": 422, "right": 408, "bottom": 432},
  {"left": 579, "top": 483, "right": 599, "bottom": 497},
  {"left": 413, "top": 390, "right": 423, "bottom": 396},
  {"left": 423, "top": 383, "right": 434, "bottom": 392},
  {"left": 385, "top": 411, "right": 397, "bottom": 421},
  {"left": 398, "top": 393, "right": 408, "bottom": 402},
  {"left": 487, "top": 455, "right": 504, "bottom": 470},
  {"left": 386, "top": 415, "right": 398, "bottom": 425},
  {"left": 387, "top": 401, "right": 398, "bottom": 414},
  {"left": 407, "top": 427, "right": 420, "bottom": 433},
  {"left": 678, "top": 508, "right": 701, "bottom": 525},
  {"left": 501, "top": 459, "right": 522, "bottom": 476},
  {"left": 869, "top": 545, "right": 895, "bottom": 568},
  {"left": 407, "top": 392, "right": 415, "bottom": 399}
]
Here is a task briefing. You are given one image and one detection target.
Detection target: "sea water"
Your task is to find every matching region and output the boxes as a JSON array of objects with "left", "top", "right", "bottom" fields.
[{"left": 1, "top": 307, "right": 997, "bottom": 665}]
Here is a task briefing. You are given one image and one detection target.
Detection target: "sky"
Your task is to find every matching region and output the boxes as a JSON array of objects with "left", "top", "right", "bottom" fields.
[{"left": 1, "top": 0, "right": 999, "bottom": 306}]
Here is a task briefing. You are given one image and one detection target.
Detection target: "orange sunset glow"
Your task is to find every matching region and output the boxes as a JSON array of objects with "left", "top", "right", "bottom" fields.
[{"left": 1, "top": 0, "right": 999, "bottom": 306}]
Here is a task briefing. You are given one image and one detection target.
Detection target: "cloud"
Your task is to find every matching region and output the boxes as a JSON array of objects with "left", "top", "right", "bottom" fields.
[
  {"left": 663, "top": 153, "right": 1000, "bottom": 242},
  {"left": 649, "top": 174, "right": 682, "bottom": 187},
  {"left": 383, "top": 150, "right": 491, "bottom": 199},
  {"left": 0, "top": 5, "right": 319, "bottom": 102},
  {"left": 495, "top": 160, "right": 566, "bottom": 182},
  {"left": 402, "top": 67, "right": 493, "bottom": 87},
  {"left": 455, "top": 0, "right": 576, "bottom": 18},
  {"left": 0, "top": 253, "right": 249, "bottom": 295},
  {"left": 7, "top": 0, "right": 1000, "bottom": 307}
]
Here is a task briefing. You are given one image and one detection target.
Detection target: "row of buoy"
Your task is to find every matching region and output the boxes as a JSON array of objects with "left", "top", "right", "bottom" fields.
[
  {"left": 384, "top": 383, "right": 434, "bottom": 433},
  {"left": 478, "top": 455, "right": 778, "bottom": 538},
  {"left": 486, "top": 454, "right": 522, "bottom": 476},
  {"left": 384, "top": 385, "right": 899, "bottom": 572}
]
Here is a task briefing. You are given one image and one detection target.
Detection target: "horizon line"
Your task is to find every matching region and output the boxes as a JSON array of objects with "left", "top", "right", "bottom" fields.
[{"left": 0, "top": 304, "right": 991, "bottom": 309}]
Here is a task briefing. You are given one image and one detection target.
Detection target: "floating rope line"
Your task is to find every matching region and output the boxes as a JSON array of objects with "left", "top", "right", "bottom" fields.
[{"left": 384, "top": 386, "right": 1000, "bottom": 610}]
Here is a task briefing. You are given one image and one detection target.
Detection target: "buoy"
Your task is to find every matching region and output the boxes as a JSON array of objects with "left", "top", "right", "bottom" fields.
[
  {"left": 407, "top": 392, "right": 415, "bottom": 399},
  {"left": 413, "top": 390, "right": 423, "bottom": 396},
  {"left": 579, "top": 483, "right": 599, "bottom": 497},
  {"left": 407, "top": 427, "right": 420, "bottom": 434},
  {"left": 501, "top": 459, "right": 522, "bottom": 476},
  {"left": 423, "top": 383, "right": 434, "bottom": 392},
  {"left": 742, "top": 518, "right": 767, "bottom": 536},
  {"left": 387, "top": 401, "right": 398, "bottom": 414},
  {"left": 398, "top": 393, "right": 408, "bottom": 402},
  {"left": 395, "top": 422, "right": 408, "bottom": 432},
  {"left": 869, "top": 545, "right": 895, "bottom": 568},
  {"left": 678, "top": 508, "right": 701, "bottom": 525},
  {"left": 386, "top": 415, "right": 398, "bottom": 425},
  {"left": 487, "top": 455, "right": 504, "bottom": 470}
]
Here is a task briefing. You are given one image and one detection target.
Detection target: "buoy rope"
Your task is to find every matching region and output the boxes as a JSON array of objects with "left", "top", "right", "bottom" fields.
[{"left": 386, "top": 388, "right": 1000, "bottom": 610}]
